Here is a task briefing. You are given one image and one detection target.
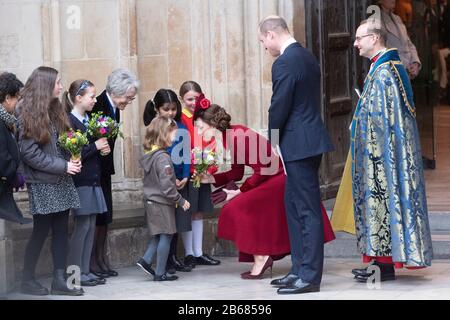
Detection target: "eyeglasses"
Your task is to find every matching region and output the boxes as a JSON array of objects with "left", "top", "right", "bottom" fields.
[
  {"left": 354, "top": 33, "right": 374, "bottom": 42},
  {"left": 125, "top": 95, "right": 136, "bottom": 102},
  {"left": 75, "top": 80, "right": 90, "bottom": 97}
]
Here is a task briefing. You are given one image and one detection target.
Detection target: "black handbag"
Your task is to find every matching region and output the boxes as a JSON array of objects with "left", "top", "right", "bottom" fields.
[{"left": 0, "top": 180, "right": 32, "bottom": 224}]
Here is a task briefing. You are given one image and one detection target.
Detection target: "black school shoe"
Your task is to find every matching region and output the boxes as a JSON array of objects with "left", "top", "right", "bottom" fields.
[
  {"left": 136, "top": 258, "right": 155, "bottom": 276},
  {"left": 195, "top": 254, "right": 221, "bottom": 266},
  {"left": 154, "top": 273, "right": 178, "bottom": 281},
  {"left": 168, "top": 255, "right": 192, "bottom": 272},
  {"left": 184, "top": 255, "right": 197, "bottom": 269}
]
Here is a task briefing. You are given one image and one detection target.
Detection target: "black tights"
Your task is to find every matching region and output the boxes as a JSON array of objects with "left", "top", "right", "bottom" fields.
[
  {"left": 90, "top": 225, "right": 110, "bottom": 271},
  {"left": 22, "top": 211, "right": 69, "bottom": 281},
  {"left": 168, "top": 233, "right": 179, "bottom": 258}
]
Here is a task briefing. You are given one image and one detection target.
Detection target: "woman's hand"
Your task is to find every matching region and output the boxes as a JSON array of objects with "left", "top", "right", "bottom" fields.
[
  {"left": 67, "top": 161, "right": 81, "bottom": 175},
  {"left": 176, "top": 178, "right": 188, "bottom": 190},
  {"left": 223, "top": 188, "right": 241, "bottom": 202},
  {"left": 95, "top": 138, "right": 109, "bottom": 151}
]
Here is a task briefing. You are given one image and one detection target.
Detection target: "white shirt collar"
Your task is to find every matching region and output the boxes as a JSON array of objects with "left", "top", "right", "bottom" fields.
[
  {"left": 106, "top": 92, "right": 117, "bottom": 113},
  {"left": 71, "top": 109, "right": 89, "bottom": 125},
  {"left": 280, "top": 37, "right": 297, "bottom": 55}
]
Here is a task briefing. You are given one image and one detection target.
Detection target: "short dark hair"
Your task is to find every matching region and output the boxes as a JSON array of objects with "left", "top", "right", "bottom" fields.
[
  {"left": 259, "top": 16, "right": 290, "bottom": 34},
  {"left": 0, "top": 72, "right": 24, "bottom": 103},
  {"left": 359, "top": 18, "right": 387, "bottom": 46}
]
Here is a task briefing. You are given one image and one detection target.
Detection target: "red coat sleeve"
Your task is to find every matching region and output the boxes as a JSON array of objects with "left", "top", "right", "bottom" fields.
[{"left": 213, "top": 127, "right": 276, "bottom": 193}]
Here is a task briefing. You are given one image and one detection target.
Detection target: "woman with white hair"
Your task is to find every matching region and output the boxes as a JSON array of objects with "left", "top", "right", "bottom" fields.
[{"left": 89, "top": 68, "right": 140, "bottom": 278}]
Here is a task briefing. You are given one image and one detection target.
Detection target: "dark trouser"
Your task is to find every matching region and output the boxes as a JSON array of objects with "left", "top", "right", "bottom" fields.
[
  {"left": 168, "top": 233, "right": 179, "bottom": 258},
  {"left": 284, "top": 155, "right": 324, "bottom": 285},
  {"left": 22, "top": 211, "right": 70, "bottom": 281},
  {"left": 96, "top": 175, "right": 112, "bottom": 226},
  {"left": 68, "top": 214, "right": 97, "bottom": 274}
]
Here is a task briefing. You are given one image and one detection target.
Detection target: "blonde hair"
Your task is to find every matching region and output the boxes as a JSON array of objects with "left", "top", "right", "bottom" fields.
[{"left": 143, "top": 116, "right": 177, "bottom": 150}]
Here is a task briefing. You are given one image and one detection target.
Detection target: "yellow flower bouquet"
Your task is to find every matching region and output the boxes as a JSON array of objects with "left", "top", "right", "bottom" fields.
[{"left": 58, "top": 129, "right": 89, "bottom": 162}]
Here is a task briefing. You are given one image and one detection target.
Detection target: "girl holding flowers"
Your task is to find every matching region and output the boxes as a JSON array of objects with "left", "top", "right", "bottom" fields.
[
  {"left": 63, "top": 79, "right": 110, "bottom": 287},
  {"left": 16, "top": 66, "right": 83, "bottom": 296}
]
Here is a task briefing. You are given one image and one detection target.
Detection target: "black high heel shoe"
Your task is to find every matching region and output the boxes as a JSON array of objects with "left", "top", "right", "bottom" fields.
[{"left": 241, "top": 257, "right": 273, "bottom": 280}]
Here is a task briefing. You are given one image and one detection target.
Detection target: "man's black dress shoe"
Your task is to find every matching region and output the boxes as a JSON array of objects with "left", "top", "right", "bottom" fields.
[
  {"left": 270, "top": 274, "right": 299, "bottom": 288},
  {"left": 354, "top": 269, "right": 396, "bottom": 282},
  {"left": 277, "top": 279, "right": 320, "bottom": 295},
  {"left": 195, "top": 254, "right": 221, "bottom": 266},
  {"left": 353, "top": 262, "right": 396, "bottom": 282}
]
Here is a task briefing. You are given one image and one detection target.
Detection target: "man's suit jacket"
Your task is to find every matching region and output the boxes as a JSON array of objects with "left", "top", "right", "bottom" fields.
[
  {"left": 269, "top": 42, "right": 333, "bottom": 162},
  {"left": 90, "top": 90, "right": 119, "bottom": 176}
]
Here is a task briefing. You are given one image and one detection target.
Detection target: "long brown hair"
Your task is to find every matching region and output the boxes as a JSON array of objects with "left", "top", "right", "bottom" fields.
[
  {"left": 16, "top": 66, "right": 70, "bottom": 144},
  {"left": 143, "top": 116, "right": 178, "bottom": 151}
]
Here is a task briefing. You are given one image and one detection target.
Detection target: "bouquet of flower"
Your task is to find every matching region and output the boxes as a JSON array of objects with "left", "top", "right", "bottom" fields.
[
  {"left": 58, "top": 129, "right": 89, "bottom": 162},
  {"left": 191, "top": 147, "right": 218, "bottom": 188},
  {"left": 86, "top": 112, "right": 123, "bottom": 140}
]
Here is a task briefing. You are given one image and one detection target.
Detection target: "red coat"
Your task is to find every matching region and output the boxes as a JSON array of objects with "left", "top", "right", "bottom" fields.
[{"left": 213, "top": 125, "right": 335, "bottom": 262}]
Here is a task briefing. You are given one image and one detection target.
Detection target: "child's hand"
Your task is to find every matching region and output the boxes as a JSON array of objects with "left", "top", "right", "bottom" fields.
[
  {"left": 177, "top": 178, "right": 188, "bottom": 190},
  {"left": 182, "top": 200, "right": 190, "bottom": 211}
]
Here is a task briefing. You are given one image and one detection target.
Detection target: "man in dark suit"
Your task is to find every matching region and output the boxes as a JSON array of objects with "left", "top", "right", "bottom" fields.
[
  {"left": 258, "top": 16, "right": 334, "bottom": 294},
  {"left": 89, "top": 68, "right": 139, "bottom": 278}
]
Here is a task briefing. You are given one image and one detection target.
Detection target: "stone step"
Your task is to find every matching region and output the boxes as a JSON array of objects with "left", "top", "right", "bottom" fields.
[{"left": 6, "top": 202, "right": 450, "bottom": 286}]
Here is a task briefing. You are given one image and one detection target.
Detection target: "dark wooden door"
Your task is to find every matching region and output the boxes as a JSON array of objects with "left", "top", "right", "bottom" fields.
[{"left": 305, "top": 0, "right": 369, "bottom": 198}]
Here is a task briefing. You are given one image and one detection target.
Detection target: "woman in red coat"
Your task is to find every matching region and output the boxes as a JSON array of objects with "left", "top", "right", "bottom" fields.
[{"left": 194, "top": 101, "right": 335, "bottom": 279}]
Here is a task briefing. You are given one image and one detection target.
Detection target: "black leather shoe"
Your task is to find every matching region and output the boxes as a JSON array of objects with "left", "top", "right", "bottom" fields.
[
  {"left": 80, "top": 279, "right": 98, "bottom": 287},
  {"left": 184, "top": 255, "right": 197, "bottom": 268},
  {"left": 90, "top": 269, "right": 110, "bottom": 278},
  {"left": 351, "top": 261, "right": 377, "bottom": 276},
  {"left": 353, "top": 262, "right": 396, "bottom": 282},
  {"left": 154, "top": 273, "right": 179, "bottom": 281},
  {"left": 277, "top": 279, "right": 320, "bottom": 295},
  {"left": 195, "top": 254, "right": 221, "bottom": 266},
  {"left": 105, "top": 268, "right": 118, "bottom": 277},
  {"left": 270, "top": 274, "right": 299, "bottom": 288},
  {"left": 354, "top": 269, "right": 396, "bottom": 283},
  {"left": 20, "top": 280, "right": 49, "bottom": 296},
  {"left": 169, "top": 255, "right": 192, "bottom": 272},
  {"left": 166, "top": 265, "right": 177, "bottom": 275},
  {"left": 137, "top": 258, "right": 155, "bottom": 276}
]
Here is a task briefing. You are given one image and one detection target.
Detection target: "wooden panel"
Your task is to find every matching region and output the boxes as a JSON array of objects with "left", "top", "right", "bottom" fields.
[{"left": 306, "top": 0, "right": 369, "bottom": 198}]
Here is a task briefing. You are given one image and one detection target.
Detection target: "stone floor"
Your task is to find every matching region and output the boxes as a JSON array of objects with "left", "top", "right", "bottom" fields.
[{"left": 5, "top": 257, "right": 450, "bottom": 300}]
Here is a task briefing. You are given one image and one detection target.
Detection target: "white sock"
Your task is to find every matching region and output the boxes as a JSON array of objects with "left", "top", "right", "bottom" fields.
[
  {"left": 192, "top": 219, "right": 204, "bottom": 257},
  {"left": 181, "top": 231, "right": 194, "bottom": 257}
]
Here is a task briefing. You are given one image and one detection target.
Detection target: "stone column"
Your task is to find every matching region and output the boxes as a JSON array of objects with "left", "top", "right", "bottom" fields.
[
  {"left": 119, "top": 0, "right": 143, "bottom": 180},
  {"left": 0, "top": 220, "right": 14, "bottom": 295}
]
